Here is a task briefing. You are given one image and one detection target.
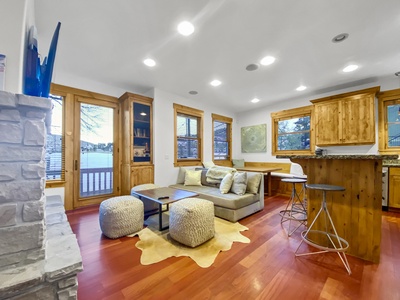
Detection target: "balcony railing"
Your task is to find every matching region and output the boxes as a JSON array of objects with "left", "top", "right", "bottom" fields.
[
  {"left": 80, "top": 167, "right": 113, "bottom": 197},
  {"left": 46, "top": 167, "right": 113, "bottom": 197}
]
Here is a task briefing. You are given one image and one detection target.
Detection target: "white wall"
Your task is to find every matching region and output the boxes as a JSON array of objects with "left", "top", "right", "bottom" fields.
[
  {"left": 234, "top": 75, "right": 400, "bottom": 163},
  {"left": 0, "top": 0, "right": 34, "bottom": 93},
  {"left": 153, "top": 88, "right": 235, "bottom": 187}
]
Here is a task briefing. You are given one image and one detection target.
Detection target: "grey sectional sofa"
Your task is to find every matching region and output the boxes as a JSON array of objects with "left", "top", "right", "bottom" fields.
[{"left": 169, "top": 167, "right": 264, "bottom": 222}]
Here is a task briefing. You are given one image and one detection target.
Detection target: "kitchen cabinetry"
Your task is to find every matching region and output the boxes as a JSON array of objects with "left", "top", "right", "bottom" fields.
[
  {"left": 119, "top": 92, "right": 154, "bottom": 194},
  {"left": 389, "top": 167, "right": 400, "bottom": 209},
  {"left": 311, "top": 87, "right": 379, "bottom": 146}
]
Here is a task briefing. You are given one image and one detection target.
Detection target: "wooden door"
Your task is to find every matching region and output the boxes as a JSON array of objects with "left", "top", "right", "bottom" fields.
[
  {"left": 73, "top": 97, "right": 119, "bottom": 208},
  {"left": 314, "top": 100, "right": 341, "bottom": 146}
]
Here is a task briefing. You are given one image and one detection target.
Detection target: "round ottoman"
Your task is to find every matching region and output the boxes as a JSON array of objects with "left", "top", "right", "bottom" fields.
[
  {"left": 99, "top": 195, "right": 144, "bottom": 239},
  {"left": 131, "top": 183, "right": 160, "bottom": 192},
  {"left": 169, "top": 198, "right": 215, "bottom": 247}
]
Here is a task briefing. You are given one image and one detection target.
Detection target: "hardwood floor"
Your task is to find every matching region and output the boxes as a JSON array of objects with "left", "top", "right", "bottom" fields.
[{"left": 66, "top": 196, "right": 400, "bottom": 300}]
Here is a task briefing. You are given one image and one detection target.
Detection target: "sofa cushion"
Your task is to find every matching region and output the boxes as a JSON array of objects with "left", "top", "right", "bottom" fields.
[
  {"left": 169, "top": 184, "right": 258, "bottom": 210},
  {"left": 219, "top": 173, "right": 234, "bottom": 194},
  {"left": 184, "top": 169, "right": 202, "bottom": 186},
  {"left": 246, "top": 172, "right": 262, "bottom": 194},
  {"left": 231, "top": 172, "right": 247, "bottom": 195},
  {"left": 232, "top": 159, "right": 245, "bottom": 168}
]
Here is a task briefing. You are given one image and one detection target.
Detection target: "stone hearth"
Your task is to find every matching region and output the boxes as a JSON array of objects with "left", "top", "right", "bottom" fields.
[{"left": 0, "top": 91, "right": 82, "bottom": 299}]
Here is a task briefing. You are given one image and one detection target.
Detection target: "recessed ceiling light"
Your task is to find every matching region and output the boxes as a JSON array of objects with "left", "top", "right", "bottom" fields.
[
  {"left": 143, "top": 58, "right": 156, "bottom": 67},
  {"left": 260, "top": 56, "right": 276, "bottom": 66},
  {"left": 246, "top": 64, "right": 259, "bottom": 71},
  {"left": 251, "top": 98, "right": 260, "bottom": 103},
  {"left": 332, "top": 33, "right": 349, "bottom": 43},
  {"left": 189, "top": 91, "right": 198, "bottom": 95},
  {"left": 296, "top": 85, "right": 307, "bottom": 91},
  {"left": 343, "top": 64, "right": 358, "bottom": 72},
  {"left": 210, "top": 80, "right": 221, "bottom": 87},
  {"left": 177, "top": 21, "right": 194, "bottom": 36}
]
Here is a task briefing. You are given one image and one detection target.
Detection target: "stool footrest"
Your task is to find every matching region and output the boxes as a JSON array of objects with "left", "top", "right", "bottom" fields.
[
  {"left": 279, "top": 210, "right": 307, "bottom": 222},
  {"left": 300, "top": 229, "right": 349, "bottom": 252}
]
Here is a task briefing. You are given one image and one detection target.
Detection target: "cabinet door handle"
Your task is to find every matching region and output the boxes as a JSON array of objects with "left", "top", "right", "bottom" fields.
[{"left": 74, "top": 160, "right": 78, "bottom": 171}]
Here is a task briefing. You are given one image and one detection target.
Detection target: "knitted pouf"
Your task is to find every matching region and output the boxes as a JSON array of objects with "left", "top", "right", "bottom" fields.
[
  {"left": 99, "top": 196, "right": 144, "bottom": 239},
  {"left": 131, "top": 183, "right": 160, "bottom": 192},
  {"left": 169, "top": 198, "right": 215, "bottom": 247}
]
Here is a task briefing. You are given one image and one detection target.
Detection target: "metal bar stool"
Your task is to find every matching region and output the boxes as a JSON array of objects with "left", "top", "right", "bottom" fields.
[
  {"left": 295, "top": 183, "right": 351, "bottom": 275},
  {"left": 279, "top": 178, "right": 307, "bottom": 236}
]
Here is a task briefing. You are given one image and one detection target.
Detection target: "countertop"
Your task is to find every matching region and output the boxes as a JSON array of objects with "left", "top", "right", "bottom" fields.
[
  {"left": 383, "top": 159, "right": 400, "bottom": 167},
  {"left": 276, "top": 154, "right": 398, "bottom": 160}
]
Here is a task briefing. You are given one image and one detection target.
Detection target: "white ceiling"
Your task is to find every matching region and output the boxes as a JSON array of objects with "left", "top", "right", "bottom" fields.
[{"left": 34, "top": 0, "right": 400, "bottom": 113}]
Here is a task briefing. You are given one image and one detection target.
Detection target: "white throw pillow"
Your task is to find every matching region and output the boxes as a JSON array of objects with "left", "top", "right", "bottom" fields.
[
  {"left": 184, "top": 170, "right": 202, "bottom": 186},
  {"left": 246, "top": 173, "right": 262, "bottom": 194},
  {"left": 231, "top": 172, "right": 248, "bottom": 195},
  {"left": 203, "top": 161, "right": 215, "bottom": 168},
  {"left": 219, "top": 173, "right": 234, "bottom": 194}
]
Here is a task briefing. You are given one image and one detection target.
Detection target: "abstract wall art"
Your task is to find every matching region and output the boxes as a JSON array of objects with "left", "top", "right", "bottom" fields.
[{"left": 241, "top": 124, "right": 267, "bottom": 153}]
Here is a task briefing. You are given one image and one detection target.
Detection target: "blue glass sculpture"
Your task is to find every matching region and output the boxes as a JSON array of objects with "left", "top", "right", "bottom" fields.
[
  {"left": 24, "top": 26, "right": 40, "bottom": 96},
  {"left": 24, "top": 22, "right": 61, "bottom": 98}
]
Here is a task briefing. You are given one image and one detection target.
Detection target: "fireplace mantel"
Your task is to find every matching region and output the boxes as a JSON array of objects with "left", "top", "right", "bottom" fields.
[{"left": 0, "top": 91, "right": 82, "bottom": 299}]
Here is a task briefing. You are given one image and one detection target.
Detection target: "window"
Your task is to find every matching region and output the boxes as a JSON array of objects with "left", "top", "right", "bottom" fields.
[
  {"left": 271, "top": 105, "right": 314, "bottom": 155},
  {"left": 212, "top": 113, "right": 232, "bottom": 162},
  {"left": 45, "top": 94, "right": 65, "bottom": 181},
  {"left": 174, "top": 104, "right": 203, "bottom": 166},
  {"left": 378, "top": 89, "right": 400, "bottom": 153}
]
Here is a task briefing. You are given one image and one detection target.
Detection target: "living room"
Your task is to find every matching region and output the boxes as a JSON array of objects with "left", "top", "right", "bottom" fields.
[{"left": 1, "top": 0, "right": 400, "bottom": 299}]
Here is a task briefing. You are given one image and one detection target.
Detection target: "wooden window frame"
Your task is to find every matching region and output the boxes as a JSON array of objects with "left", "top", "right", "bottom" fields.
[
  {"left": 212, "top": 113, "right": 232, "bottom": 165},
  {"left": 271, "top": 105, "right": 315, "bottom": 156},
  {"left": 174, "top": 103, "right": 203, "bottom": 167},
  {"left": 378, "top": 88, "right": 400, "bottom": 154},
  {"left": 45, "top": 91, "right": 66, "bottom": 187}
]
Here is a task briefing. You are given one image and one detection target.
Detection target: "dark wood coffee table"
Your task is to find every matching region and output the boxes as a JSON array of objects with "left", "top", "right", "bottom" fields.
[{"left": 131, "top": 187, "right": 198, "bottom": 230}]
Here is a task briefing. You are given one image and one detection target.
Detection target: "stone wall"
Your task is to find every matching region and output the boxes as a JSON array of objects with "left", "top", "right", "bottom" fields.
[{"left": 0, "top": 91, "right": 82, "bottom": 300}]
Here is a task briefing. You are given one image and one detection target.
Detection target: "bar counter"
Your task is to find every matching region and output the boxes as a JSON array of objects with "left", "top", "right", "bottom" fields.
[{"left": 277, "top": 154, "right": 398, "bottom": 263}]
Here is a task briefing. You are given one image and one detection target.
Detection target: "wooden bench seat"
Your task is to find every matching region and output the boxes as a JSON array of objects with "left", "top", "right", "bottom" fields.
[{"left": 243, "top": 162, "right": 306, "bottom": 197}]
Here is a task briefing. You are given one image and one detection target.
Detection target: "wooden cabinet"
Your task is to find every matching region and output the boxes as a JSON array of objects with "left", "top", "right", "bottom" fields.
[
  {"left": 119, "top": 92, "right": 154, "bottom": 194},
  {"left": 389, "top": 167, "right": 400, "bottom": 209},
  {"left": 311, "top": 87, "right": 379, "bottom": 146}
]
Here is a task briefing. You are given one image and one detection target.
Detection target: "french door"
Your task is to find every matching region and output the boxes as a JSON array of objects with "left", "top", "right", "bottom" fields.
[{"left": 73, "top": 97, "right": 119, "bottom": 207}]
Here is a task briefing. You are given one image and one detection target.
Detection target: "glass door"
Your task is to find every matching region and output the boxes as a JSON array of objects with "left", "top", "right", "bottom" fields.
[{"left": 74, "top": 97, "right": 118, "bottom": 205}]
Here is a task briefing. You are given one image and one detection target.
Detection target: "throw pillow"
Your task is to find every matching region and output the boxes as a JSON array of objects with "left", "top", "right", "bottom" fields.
[
  {"left": 203, "top": 161, "right": 215, "bottom": 168},
  {"left": 184, "top": 170, "right": 202, "bottom": 186},
  {"left": 177, "top": 167, "right": 187, "bottom": 184},
  {"left": 232, "top": 159, "right": 245, "bottom": 168},
  {"left": 219, "top": 173, "right": 234, "bottom": 194},
  {"left": 231, "top": 172, "right": 248, "bottom": 195},
  {"left": 246, "top": 173, "right": 262, "bottom": 194}
]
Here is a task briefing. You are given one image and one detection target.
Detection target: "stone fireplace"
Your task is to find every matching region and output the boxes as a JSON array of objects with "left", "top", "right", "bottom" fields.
[{"left": 0, "top": 91, "right": 82, "bottom": 299}]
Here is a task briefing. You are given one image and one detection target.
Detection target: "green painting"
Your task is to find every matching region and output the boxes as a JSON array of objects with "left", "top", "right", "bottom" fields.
[{"left": 241, "top": 124, "right": 267, "bottom": 153}]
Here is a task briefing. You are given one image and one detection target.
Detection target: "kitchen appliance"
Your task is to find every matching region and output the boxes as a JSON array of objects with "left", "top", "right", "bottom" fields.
[{"left": 382, "top": 167, "right": 388, "bottom": 210}]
